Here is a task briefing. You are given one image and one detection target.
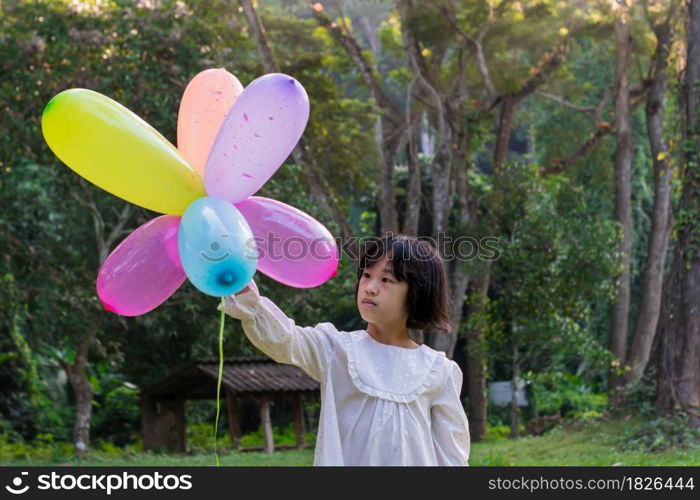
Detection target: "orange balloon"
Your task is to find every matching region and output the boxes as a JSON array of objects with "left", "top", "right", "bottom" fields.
[{"left": 177, "top": 68, "right": 244, "bottom": 179}]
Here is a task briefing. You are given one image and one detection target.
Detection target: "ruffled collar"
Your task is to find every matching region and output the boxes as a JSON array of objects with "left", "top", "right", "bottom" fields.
[{"left": 343, "top": 330, "right": 445, "bottom": 403}]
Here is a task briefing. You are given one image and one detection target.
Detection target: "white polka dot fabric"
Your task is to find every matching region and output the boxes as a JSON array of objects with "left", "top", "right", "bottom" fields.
[{"left": 221, "top": 285, "right": 471, "bottom": 466}]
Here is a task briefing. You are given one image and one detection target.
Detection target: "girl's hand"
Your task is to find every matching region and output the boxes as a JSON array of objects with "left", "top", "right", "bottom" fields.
[
  {"left": 235, "top": 279, "right": 258, "bottom": 296},
  {"left": 218, "top": 279, "right": 258, "bottom": 312}
]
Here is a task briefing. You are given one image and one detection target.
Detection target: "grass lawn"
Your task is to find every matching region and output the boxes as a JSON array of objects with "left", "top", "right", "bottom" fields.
[
  {"left": 3, "top": 415, "right": 699, "bottom": 466},
  {"left": 471, "top": 416, "right": 700, "bottom": 466}
]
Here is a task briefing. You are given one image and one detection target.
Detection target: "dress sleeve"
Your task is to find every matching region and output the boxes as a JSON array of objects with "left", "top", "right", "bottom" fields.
[
  {"left": 218, "top": 281, "right": 335, "bottom": 382},
  {"left": 431, "top": 360, "right": 471, "bottom": 466}
]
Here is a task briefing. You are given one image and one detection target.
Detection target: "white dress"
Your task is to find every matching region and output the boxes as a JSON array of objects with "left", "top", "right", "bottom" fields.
[{"left": 222, "top": 285, "right": 470, "bottom": 466}]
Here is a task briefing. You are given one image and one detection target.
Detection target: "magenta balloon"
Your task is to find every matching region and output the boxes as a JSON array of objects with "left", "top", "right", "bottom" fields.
[
  {"left": 97, "top": 215, "right": 185, "bottom": 316},
  {"left": 235, "top": 197, "right": 338, "bottom": 288},
  {"left": 204, "top": 73, "right": 310, "bottom": 203}
]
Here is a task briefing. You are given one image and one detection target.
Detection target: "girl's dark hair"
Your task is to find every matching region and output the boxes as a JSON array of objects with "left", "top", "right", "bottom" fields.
[{"left": 355, "top": 233, "right": 453, "bottom": 332}]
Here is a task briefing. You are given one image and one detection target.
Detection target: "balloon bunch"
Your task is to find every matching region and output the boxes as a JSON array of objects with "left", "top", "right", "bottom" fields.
[{"left": 42, "top": 69, "right": 339, "bottom": 315}]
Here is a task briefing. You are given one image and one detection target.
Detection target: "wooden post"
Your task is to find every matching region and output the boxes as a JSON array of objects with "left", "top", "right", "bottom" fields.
[
  {"left": 172, "top": 399, "right": 187, "bottom": 454},
  {"left": 226, "top": 390, "right": 242, "bottom": 450},
  {"left": 141, "top": 395, "right": 157, "bottom": 451},
  {"left": 292, "top": 393, "right": 306, "bottom": 449},
  {"left": 259, "top": 396, "right": 274, "bottom": 454}
]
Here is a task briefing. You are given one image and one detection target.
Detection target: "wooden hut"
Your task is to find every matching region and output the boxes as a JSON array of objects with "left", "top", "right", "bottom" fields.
[{"left": 140, "top": 356, "right": 319, "bottom": 453}]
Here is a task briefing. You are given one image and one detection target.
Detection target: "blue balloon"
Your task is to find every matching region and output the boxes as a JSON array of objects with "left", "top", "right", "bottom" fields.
[{"left": 178, "top": 196, "right": 258, "bottom": 296}]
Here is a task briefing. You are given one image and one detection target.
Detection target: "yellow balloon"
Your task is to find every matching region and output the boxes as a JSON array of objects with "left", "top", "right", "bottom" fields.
[{"left": 42, "top": 89, "right": 206, "bottom": 215}]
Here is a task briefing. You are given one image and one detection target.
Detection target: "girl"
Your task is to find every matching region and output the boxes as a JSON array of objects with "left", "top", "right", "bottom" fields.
[{"left": 220, "top": 233, "right": 470, "bottom": 466}]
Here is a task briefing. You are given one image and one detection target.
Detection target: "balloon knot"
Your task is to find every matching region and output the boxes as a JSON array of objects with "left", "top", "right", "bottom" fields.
[
  {"left": 217, "top": 270, "right": 237, "bottom": 287},
  {"left": 101, "top": 300, "right": 117, "bottom": 313}
]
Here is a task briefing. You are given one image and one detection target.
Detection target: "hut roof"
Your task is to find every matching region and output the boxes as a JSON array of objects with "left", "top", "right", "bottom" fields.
[{"left": 140, "top": 357, "right": 319, "bottom": 400}]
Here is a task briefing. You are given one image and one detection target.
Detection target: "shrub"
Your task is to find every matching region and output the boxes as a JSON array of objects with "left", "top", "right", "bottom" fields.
[
  {"left": 620, "top": 414, "right": 700, "bottom": 453},
  {"left": 526, "top": 371, "right": 608, "bottom": 418},
  {"left": 240, "top": 425, "right": 316, "bottom": 448},
  {"left": 92, "top": 385, "right": 141, "bottom": 446}
]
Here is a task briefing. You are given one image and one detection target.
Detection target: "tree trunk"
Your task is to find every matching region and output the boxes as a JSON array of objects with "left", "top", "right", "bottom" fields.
[
  {"left": 609, "top": 4, "right": 634, "bottom": 409},
  {"left": 379, "top": 143, "right": 400, "bottom": 234},
  {"left": 624, "top": 17, "right": 674, "bottom": 389},
  {"left": 260, "top": 396, "right": 275, "bottom": 453},
  {"left": 63, "top": 330, "right": 95, "bottom": 456},
  {"left": 510, "top": 330, "right": 520, "bottom": 439},
  {"left": 310, "top": 2, "right": 403, "bottom": 235},
  {"left": 352, "top": 0, "right": 381, "bottom": 56},
  {"left": 426, "top": 99, "right": 470, "bottom": 356},
  {"left": 239, "top": 0, "right": 356, "bottom": 248},
  {"left": 226, "top": 391, "right": 242, "bottom": 449},
  {"left": 238, "top": 0, "right": 277, "bottom": 72},
  {"left": 655, "top": 0, "right": 700, "bottom": 428},
  {"left": 420, "top": 111, "right": 434, "bottom": 155},
  {"left": 493, "top": 97, "right": 516, "bottom": 170},
  {"left": 402, "top": 119, "right": 422, "bottom": 236},
  {"left": 353, "top": 0, "right": 400, "bottom": 235},
  {"left": 465, "top": 272, "right": 490, "bottom": 442}
]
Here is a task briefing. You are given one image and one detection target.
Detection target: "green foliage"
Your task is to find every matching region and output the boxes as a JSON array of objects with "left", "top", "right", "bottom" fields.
[
  {"left": 472, "top": 415, "right": 700, "bottom": 466},
  {"left": 526, "top": 371, "right": 608, "bottom": 418},
  {"left": 185, "top": 423, "right": 231, "bottom": 453},
  {"left": 621, "top": 414, "right": 700, "bottom": 453},
  {"left": 0, "top": 0, "right": 255, "bottom": 440},
  {"left": 239, "top": 425, "right": 316, "bottom": 448},
  {"left": 484, "top": 424, "right": 512, "bottom": 442},
  {"left": 0, "top": 0, "right": 379, "bottom": 445},
  {"left": 0, "top": 432, "right": 74, "bottom": 462},
  {"left": 92, "top": 384, "right": 141, "bottom": 446},
  {"left": 2, "top": 416, "right": 698, "bottom": 466},
  {"left": 0, "top": 0, "right": 686, "bottom": 451},
  {"left": 185, "top": 422, "right": 315, "bottom": 452},
  {"left": 483, "top": 161, "right": 618, "bottom": 389}
]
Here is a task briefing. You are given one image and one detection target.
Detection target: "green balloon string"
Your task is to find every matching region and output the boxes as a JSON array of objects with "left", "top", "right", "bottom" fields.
[{"left": 214, "top": 297, "right": 226, "bottom": 466}]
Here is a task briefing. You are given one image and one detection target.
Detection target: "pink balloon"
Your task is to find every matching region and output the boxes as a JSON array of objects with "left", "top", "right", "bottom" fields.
[
  {"left": 177, "top": 68, "right": 244, "bottom": 179},
  {"left": 236, "top": 197, "right": 338, "bottom": 288},
  {"left": 205, "top": 73, "right": 310, "bottom": 203},
  {"left": 97, "top": 216, "right": 185, "bottom": 316}
]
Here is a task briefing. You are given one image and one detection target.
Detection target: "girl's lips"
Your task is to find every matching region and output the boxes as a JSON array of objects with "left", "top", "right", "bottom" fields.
[{"left": 361, "top": 299, "right": 377, "bottom": 307}]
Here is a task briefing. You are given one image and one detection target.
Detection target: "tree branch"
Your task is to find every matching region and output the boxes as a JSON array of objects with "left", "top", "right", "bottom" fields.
[
  {"left": 309, "top": 1, "right": 404, "bottom": 129},
  {"left": 513, "top": 42, "right": 569, "bottom": 102},
  {"left": 535, "top": 90, "right": 596, "bottom": 113},
  {"left": 238, "top": 0, "right": 278, "bottom": 73},
  {"left": 541, "top": 87, "right": 649, "bottom": 176},
  {"left": 239, "top": 0, "right": 356, "bottom": 244},
  {"left": 436, "top": 0, "right": 504, "bottom": 98}
]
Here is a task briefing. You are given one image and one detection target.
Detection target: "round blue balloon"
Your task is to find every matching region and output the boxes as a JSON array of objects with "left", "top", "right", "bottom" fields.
[{"left": 178, "top": 196, "right": 258, "bottom": 296}]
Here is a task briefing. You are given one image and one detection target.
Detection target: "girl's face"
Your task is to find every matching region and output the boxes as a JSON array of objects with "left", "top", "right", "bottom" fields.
[{"left": 357, "top": 255, "right": 409, "bottom": 325}]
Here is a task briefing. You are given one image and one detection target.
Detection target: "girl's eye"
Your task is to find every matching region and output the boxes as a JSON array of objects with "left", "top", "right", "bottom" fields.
[
  {"left": 362, "top": 272, "right": 370, "bottom": 278},
  {"left": 382, "top": 277, "right": 392, "bottom": 283}
]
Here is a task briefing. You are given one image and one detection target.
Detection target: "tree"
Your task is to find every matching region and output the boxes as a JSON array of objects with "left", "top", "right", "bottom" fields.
[
  {"left": 623, "top": 0, "right": 679, "bottom": 393},
  {"left": 608, "top": 0, "right": 635, "bottom": 409},
  {"left": 655, "top": 0, "right": 700, "bottom": 429},
  {"left": 486, "top": 163, "right": 617, "bottom": 438},
  {"left": 308, "top": 0, "right": 602, "bottom": 442},
  {"left": 0, "top": 0, "right": 253, "bottom": 452}
]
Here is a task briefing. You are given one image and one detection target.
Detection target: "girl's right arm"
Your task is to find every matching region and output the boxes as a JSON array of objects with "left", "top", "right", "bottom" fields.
[{"left": 218, "top": 280, "right": 334, "bottom": 382}]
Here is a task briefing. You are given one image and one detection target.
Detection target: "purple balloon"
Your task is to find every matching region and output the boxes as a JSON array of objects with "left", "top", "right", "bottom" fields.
[
  {"left": 97, "top": 216, "right": 185, "bottom": 316},
  {"left": 204, "top": 73, "right": 310, "bottom": 203},
  {"left": 236, "top": 196, "right": 338, "bottom": 288}
]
